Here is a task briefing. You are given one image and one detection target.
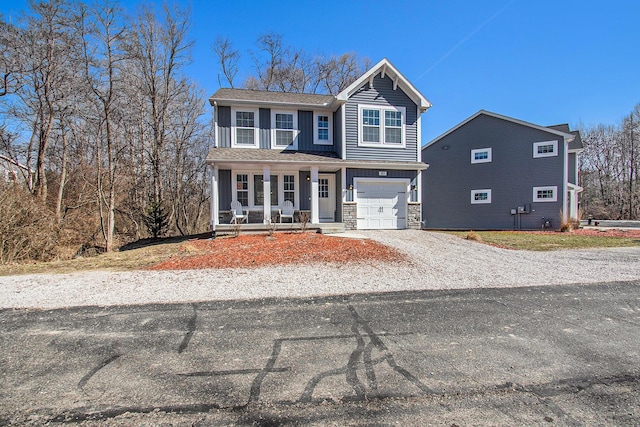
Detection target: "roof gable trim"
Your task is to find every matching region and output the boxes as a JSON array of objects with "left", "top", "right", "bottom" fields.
[
  {"left": 336, "top": 58, "right": 432, "bottom": 113},
  {"left": 424, "top": 110, "right": 576, "bottom": 149}
]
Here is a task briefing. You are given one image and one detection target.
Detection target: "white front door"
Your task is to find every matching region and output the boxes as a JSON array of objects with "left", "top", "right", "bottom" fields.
[
  {"left": 356, "top": 180, "right": 408, "bottom": 229},
  {"left": 318, "top": 174, "right": 335, "bottom": 222}
]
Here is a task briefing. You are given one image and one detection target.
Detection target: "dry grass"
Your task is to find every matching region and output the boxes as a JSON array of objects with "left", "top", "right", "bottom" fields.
[
  {"left": 0, "top": 238, "right": 186, "bottom": 276},
  {"left": 446, "top": 229, "right": 640, "bottom": 251}
]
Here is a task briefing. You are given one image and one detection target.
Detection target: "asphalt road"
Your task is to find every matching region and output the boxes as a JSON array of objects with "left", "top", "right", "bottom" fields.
[{"left": 2, "top": 281, "right": 639, "bottom": 426}]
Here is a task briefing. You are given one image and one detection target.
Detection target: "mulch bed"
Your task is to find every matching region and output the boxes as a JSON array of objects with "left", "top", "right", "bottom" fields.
[{"left": 148, "top": 232, "right": 407, "bottom": 271}]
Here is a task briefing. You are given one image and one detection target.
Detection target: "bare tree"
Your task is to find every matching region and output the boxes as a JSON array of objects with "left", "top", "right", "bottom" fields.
[
  {"left": 130, "top": 3, "right": 192, "bottom": 218},
  {"left": 212, "top": 36, "right": 239, "bottom": 88},
  {"left": 216, "top": 32, "right": 370, "bottom": 95}
]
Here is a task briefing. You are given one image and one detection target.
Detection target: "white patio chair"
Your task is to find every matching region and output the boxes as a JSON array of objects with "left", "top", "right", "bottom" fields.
[
  {"left": 279, "top": 200, "right": 294, "bottom": 223},
  {"left": 230, "top": 200, "right": 248, "bottom": 224}
]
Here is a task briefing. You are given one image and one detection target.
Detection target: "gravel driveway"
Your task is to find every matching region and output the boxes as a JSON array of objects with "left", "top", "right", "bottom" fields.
[{"left": 1, "top": 230, "right": 639, "bottom": 310}]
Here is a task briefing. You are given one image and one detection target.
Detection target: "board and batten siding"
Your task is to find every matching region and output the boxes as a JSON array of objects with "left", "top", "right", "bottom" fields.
[
  {"left": 218, "top": 169, "right": 232, "bottom": 211},
  {"left": 422, "top": 114, "right": 565, "bottom": 230},
  {"left": 345, "top": 74, "right": 418, "bottom": 162},
  {"left": 334, "top": 107, "right": 343, "bottom": 157},
  {"left": 259, "top": 108, "right": 271, "bottom": 149},
  {"left": 217, "top": 106, "right": 231, "bottom": 148},
  {"left": 297, "top": 110, "right": 335, "bottom": 152}
]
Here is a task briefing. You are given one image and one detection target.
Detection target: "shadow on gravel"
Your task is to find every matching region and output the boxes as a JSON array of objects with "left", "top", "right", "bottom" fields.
[{"left": 119, "top": 232, "right": 213, "bottom": 252}]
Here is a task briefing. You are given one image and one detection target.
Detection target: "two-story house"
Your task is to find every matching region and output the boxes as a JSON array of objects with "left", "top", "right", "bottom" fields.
[
  {"left": 421, "top": 110, "right": 583, "bottom": 230},
  {"left": 206, "top": 59, "right": 431, "bottom": 233}
]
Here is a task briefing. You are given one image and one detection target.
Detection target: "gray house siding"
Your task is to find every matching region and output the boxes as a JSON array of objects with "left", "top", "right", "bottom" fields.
[
  {"left": 334, "top": 107, "right": 343, "bottom": 158},
  {"left": 334, "top": 169, "right": 343, "bottom": 222},
  {"left": 259, "top": 108, "right": 271, "bottom": 149},
  {"left": 217, "top": 106, "right": 231, "bottom": 148},
  {"left": 568, "top": 152, "right": 578, "bottom": 185},
  {"left": 422, "top": 114, "right": 565, "bottom": 230},
  {"left": 345, "top": 74, "right": 418, "bottom": 162},
  {"left": 299, "top": 171, "right": 310, "bottom": 210},
  {"left": 219, "top": 169, "right": 232, "bottom": 211},
  {"left": 297, "top": 110, "right": 335, "bottom": 152},
  {"left": 346, "top": 168, "right": 418, "bottom": 186}
]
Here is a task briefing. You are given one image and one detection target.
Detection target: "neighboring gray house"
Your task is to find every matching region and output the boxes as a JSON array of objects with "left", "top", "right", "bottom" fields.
[
  {"left": 206, "top": 58, "right": 432, "bottom": 232},
  {"left": 421, "top": 110, "right": 583, "bottom": 230}
]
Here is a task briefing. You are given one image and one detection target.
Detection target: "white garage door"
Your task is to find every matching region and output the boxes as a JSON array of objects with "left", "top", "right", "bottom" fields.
[{"left": 356, "top": 181, "right": 407, "bottom": 229}]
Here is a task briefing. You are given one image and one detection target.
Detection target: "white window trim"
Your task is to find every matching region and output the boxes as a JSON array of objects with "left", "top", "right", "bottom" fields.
[
  {"left": 358, "top": 104, "right": 406, "bottom": 148},
  {"left": 471, "top": 148, "right": 492, "bottom": 164},
  {"left": 270, "top": 110, "right": 298, "bottom": 150},
  {"left": 231, "top": 107, "right": 260, "bottom": 148},
  {"left": 313, "top": 111, "right": 333, "bottom": 145},
  {"left": 533, "top": 140, "right": 558, "bottom": 158},
  {"left": 471, "top": 189, "right": 492, "bottom": 204},
  {"left": 232, "top": 170, "right": 299, "bottom": 210},
  {"left": 533, "top": 185, "right": 557, "bottom": 202}
]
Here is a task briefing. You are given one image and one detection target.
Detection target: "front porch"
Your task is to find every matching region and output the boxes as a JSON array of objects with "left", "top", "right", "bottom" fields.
[{"left": 214, "top": 222, "right": 346, "bottom": 235}]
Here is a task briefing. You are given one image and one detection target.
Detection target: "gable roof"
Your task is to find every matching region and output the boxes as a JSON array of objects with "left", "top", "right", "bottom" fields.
[
  {"left": 336, "top": 58, "right": 432, "bottom": 113},
  {"left": 424, "top": 110, "right": 576, "bottom": 149},
  {"left": 547, "top": 124, "right": 584, "bottom": 152},
  {"left": 209, "top": 88, "right": 336, "bottom": 109}
]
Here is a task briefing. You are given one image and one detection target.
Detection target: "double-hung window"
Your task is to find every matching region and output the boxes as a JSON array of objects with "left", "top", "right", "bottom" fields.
[
  {"left": 314, "top": 113, "right": 332, "bottom": 145},
  {"left": 236, "top": 174, "right": 249, "bottom": 206},
  {"left": 271, "top": 111, "right": 297, "bottom": 149},
  {"left": 283, "top": 175, "right": 295, "bottom": 203},
  {"left": 359, "top": 105, "right": 406, "bottom": 146},
  {"left": 232, "top": 108, "right": 259, "bottom": 147},
  {"left": 533, "top": 140, "right": 558, "bottom": 158}
]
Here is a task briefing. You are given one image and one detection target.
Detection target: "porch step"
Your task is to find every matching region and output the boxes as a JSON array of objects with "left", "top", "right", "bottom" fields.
[{"left": 318, "top": 223, "right": 346, "bottom": 234}]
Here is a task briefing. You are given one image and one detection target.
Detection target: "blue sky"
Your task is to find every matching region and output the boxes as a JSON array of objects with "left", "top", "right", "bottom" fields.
[{"left": 2, "top": 0, "right": 639, "bottom": 143}]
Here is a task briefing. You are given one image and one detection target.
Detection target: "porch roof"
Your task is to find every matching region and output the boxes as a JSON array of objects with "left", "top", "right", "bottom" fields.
[{"left": 206, "top": 148, "right": 428, "bottom": 171}]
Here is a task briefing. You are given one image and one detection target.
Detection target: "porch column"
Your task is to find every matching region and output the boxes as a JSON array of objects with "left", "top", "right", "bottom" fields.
[
  {"left": 310, "top": 166, "right": 319, "bottom": 224},
  {"left": 263, "top": 165, "right": 271, "bottom": 224},
  {"left": 209, "top": 165, "right": 219, "bottom": 230}
]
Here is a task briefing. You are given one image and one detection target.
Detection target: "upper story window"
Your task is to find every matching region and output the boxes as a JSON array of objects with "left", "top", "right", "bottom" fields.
[
  {"left": 358, "top": 104, "right": 406, "bottom": 147},
  {"left": 471, "top": 148, "right": 492, "bottom": 164},
  {"left": 232, "top": 108, "right": 259, "bottom": 147},
  {"left": 271, "top": 110, "right": 298, "bottom": 149},
  {"left": 533, "top": 140, "right": 558, "bottom": 158},
  {"left": 314, "top": 113, "right": 333, "bottom": 145},
  {"left": 533, "top": 186, "right": 557, "bottom": 202},
  {"left": 471, "top": 189, "right": 492, "bottom": 204}
]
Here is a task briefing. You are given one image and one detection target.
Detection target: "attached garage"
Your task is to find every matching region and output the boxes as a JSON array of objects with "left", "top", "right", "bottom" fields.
[{"left": 355, "top": 179, "right": 409, "bottom": 229}]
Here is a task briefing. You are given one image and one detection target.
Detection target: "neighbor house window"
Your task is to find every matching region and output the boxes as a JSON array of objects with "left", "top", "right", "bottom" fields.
[
  {"left": 283, "top": 175, "right": 295, "bottom": 203},
  {"left": 533, "top": 140, "right": 558, "bottom": 158},
  {"left": 359, "top": 104, "right": 406, "bottom": 146},
  {"left": 471, "top": 148, "right": 492, "bottom": 164},
  {"left": 232, "top": 108, "right": 259, "bottom": 147},
  {"left": 533, "top": 186, "right": 557, "bottom": 202},
  {"left": 271, "top": 110, "right": 297, "bottom": 149},
  {"left": 236, "top": 174, "right": 249, "bottom": 206},
  {"left": 314, "top": 113, "right": 332, "bottom": 145},
  {"left": 471, "top": 189, "right": 492, "bottom": 204},
  {"left": 254, "top": 175, "right": 279, "bottom": 206}
]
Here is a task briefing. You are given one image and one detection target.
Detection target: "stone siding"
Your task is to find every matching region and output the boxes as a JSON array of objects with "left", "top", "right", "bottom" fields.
[
  {"left": 342, "top": 202, "right": 357, "bottom": 230},
  {"left": 408, "top": 202, "right": 422, "bottom": 229}
]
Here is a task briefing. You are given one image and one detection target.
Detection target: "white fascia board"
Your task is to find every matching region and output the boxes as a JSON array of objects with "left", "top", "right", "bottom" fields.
[
  {"left": 336, "top": 58, "right": 432, "bottom": 113},
  {"left": 209, "top": 159, "right": 428, "bottom": 171},
  {"left": 423, "top": 110, "right": 575, "bottom": 150},
  {"left": 210, "top": 98, "right": 338, "bottom": 111}
]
